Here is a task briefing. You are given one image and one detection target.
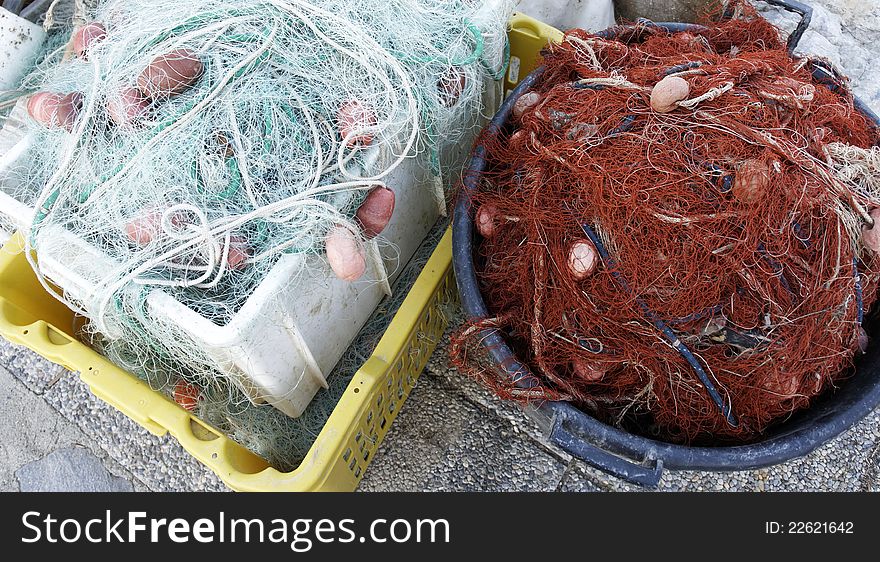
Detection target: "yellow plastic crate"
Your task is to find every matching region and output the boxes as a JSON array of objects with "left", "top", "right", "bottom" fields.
[
  {"left": 504, "top": 12, "right": 564, "bottom": 96},
  {"left": 0, "top": 13, "right": 562, "bottom": 492}
]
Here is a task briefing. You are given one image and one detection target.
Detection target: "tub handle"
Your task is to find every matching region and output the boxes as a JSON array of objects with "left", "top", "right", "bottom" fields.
[
  {"left": 751, "top": 0, "right": 812, "bottom": 54},
  {"left": 550, "top": 414, "right": 663, "bottom": 488}
]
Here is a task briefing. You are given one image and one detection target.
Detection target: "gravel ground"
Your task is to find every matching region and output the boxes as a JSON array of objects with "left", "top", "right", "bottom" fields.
[{"left": 1, "top": 0, "right": 879, "bottom": 492}]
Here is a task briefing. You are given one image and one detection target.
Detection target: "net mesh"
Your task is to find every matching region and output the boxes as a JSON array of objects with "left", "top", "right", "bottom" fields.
[
  {"left": 451, "top": 1, "right": 880, "bottom": 444},
  {"left": 0, "top": 0, "right": 513, "bottom": 468}
]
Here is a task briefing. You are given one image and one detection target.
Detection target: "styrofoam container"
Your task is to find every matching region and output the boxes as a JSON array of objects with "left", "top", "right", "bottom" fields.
[
  {"left": 0, "top": 101, "right": 36, "bottom": 244},
  {"left": 0, "top": 80, "right": 500, "bottom": 419},
  {"left": 0, "top": 7, "right": 47, "bottom": 91}
]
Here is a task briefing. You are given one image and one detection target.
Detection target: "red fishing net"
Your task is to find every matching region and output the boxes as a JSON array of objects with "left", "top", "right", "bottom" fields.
[{"left": 451, "top": 2, "right": 880, "bottom": 444}]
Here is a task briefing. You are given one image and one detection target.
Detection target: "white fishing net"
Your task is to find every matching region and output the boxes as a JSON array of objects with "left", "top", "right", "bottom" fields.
[
  {"left": 1, "top": 0, "right": 513, "bottom": 469},
  {"left": 99, "top": 218, "right": 456, "bottom": 471}
]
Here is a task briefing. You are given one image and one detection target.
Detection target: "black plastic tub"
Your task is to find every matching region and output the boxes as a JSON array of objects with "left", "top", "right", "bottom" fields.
[{"left": 452, "top": 1, "right": 880, "bottom": 487}]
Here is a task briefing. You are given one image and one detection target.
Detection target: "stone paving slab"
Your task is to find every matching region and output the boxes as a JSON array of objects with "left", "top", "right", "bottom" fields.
[
  {"left": 0, "top": 360, "right": 149, "bottom": 492},
  {"left": 16, "top": 446, "right": 133, "bottom": 492}
]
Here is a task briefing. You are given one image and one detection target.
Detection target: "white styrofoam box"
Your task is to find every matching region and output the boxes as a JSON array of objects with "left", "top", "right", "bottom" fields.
[
  {"left": 1, "top": 82, "right": 501, "bottom": 419},
  {"left": 0, "top": 8, "right": 47, "bottom": 91},
  {"left": 0, "top": 100, "right": 35, "bottom": 243},
  {"left": 517, "top": 0, "right": 614, "bottom": 32}
]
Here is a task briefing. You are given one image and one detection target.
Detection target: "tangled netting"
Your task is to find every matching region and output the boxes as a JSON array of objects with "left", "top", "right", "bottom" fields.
[
  {"left": 104, "top": 218, "right": 453, "bottom": 471},
  {"left": 13, "top": 0, "right": 509, "bottom": 320},
  {"left": 0, "top": 0, "right": 512, "bottom": 468},
  {"left": 451, "top": 3, "right": 880, "bottom": 444}
]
